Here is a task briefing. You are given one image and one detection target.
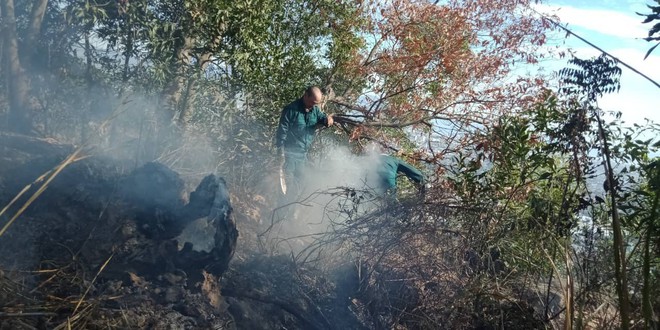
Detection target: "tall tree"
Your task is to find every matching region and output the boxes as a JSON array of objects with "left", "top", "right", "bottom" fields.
[
  {"left": 330, "top": 0, "right": 551, "bottom": 162},
  {"left": 559, "top": 54, "right": 630, "bottom": 330},
  {"left": 2, "top": 0, "right": 31, "bottom": 133},
  {"left": 1, "top": 0, "right": 49, "bottom": 134},
  {"left": 27, "top": 0, "right": 48, "bottom": 51},
  {"left": 88, "top": 0, "right": 361, "bottom": 128}
]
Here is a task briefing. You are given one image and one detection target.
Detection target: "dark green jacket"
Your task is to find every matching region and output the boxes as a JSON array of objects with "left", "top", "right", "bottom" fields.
[
  {"left": 377, "top": 155, "right": 425, "bottom": 192},
  {"left": 275, "top": 98, "right": 328, "bottom": 154}
]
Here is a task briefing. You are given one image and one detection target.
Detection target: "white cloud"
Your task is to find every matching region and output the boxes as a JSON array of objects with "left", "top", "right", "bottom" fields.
[
  {"left": 535, "top": 4, "right": 649, "bottom": 40},
  {"left": 528, "top": 2, "right": 659, "bottom": 127},
  {"left": 600, "top": 91, "right": 657, "bottom": 125},
  {"left": 567, "top": 46, "right": 660, "bottom": 78},
  {"left": 566, "top": 46, "right": 659, "bottom": 124}
]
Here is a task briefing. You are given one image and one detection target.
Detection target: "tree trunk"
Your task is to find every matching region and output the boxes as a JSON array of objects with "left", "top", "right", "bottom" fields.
[
  {"left": 82, "top": 30, "right": 92, "bottom": 141},
  {"left": 642, "top": 194, "right": 658, "bottom": 329},
  {"left": 27, "top": 0, "right": 48, "bottom": 50},
  {"left": 564, "top": 239, "right": 574, "bottom": 330},
  {"left": 163, "top": 36, "right": 194, "bottom": 126},
  {"left": 1, "top": 0, "right": 33, "bottom": 133},
  {"left": 122, "top": 16, "right": 132, "bottom": 83},
  {"left": 597, "top": 115, "right": 630, "bottom": 330},
  {"left": 177, "top": 51, "right": 212, "bottom": 127},
  {"left": 0, "top": 2, "right": 4, "bottom": 127},
  {"left": 0, "top": 2, "right": 3, "bottom": 63},
  {"left": 177, "top": 75, "right": 197, "bottom": 127}
]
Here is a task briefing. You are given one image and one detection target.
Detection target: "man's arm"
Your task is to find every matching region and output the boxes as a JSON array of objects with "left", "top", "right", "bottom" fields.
[
  {"left": 275, "top": 108, "right": 291, "bottom": 150},
  {"left": 396, "top": 159, "right": 425, "bottom": 184},
  {"left": 314, "top": 107, "right": 333, "bottom": 127}
]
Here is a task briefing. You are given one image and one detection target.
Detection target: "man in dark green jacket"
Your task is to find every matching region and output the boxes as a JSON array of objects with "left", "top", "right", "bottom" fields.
[
  {"left": 275, "top": 86, "right": 333, "bottom": 194},
  {"left": 374, "top": 154, "right": 425, "bottom": 197}
]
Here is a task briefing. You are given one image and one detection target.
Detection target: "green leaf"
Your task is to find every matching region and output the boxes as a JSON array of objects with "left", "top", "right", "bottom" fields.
[
  {"left": 538, "top": 172, "right": 553, "bottom": 180},
  {"left": 634, "top": 189, "right": 652, "bottom": 197}
]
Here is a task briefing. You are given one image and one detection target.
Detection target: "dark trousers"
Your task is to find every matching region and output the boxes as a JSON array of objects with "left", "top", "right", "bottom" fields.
[{"left": 282, "top": 151, "right": 307, "bottom": 198}]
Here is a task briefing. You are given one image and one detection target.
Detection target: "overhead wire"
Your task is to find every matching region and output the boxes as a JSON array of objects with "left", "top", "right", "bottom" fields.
[{"left": 532, "top": 8, "right": 660, "bottom": 89}]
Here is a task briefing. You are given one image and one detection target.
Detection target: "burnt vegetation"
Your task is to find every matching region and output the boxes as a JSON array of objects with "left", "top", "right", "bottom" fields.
[{"left": 1, "top": 0, "right": 660, "bottom": 329}]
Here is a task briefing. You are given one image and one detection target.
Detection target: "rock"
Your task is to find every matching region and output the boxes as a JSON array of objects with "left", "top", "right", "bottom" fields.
[
  {"left": 176, "top": 217, "right": 216, "bottom": 253},
  {"left": 173, "top": 175, "right": 238, "bottom": 276},
  {"left": 120, "top": 162, "right": 185, "bottom": 239}
]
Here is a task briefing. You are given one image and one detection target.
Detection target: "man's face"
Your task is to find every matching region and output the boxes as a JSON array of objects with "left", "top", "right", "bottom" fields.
[{"left": 303, "top": 91, "right": 322, "bottom": 111}]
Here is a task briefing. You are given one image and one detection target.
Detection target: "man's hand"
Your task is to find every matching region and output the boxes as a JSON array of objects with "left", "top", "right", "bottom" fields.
[{"left": 326, "top": 114, "right": 334, "bottom": 127}]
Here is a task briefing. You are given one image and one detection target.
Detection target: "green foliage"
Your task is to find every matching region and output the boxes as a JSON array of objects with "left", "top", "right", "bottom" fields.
[
  {"left": 448, "top": 94, "right": 586, "bottom": 275},
  {"left": 221, "top": 0, "right": 363, "bottom": 117},
  {"left": 4, "top": 1, "right": 658, "bottom": 326},
  {"left": 557, "top": 53, "right": 660, "bottom": 328},
  {"left": 47, "top": 0, "right": 365, "bottom": 125},
  {"left": 637, "top": 0, "right": 660, "bottom": 59},
  {"left": 559, "top": 54, "right": 622, "bottom": 102}
]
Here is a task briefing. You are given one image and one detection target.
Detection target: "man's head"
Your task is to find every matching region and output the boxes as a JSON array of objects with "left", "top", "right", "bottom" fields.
[{"left": 302, "top": 86, "right": 323, "bottom": 111}]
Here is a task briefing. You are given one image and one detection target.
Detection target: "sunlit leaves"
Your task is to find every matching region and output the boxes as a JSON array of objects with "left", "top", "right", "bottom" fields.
[{"left": 334, "top": 0, "right": 553, "bottom": 160}]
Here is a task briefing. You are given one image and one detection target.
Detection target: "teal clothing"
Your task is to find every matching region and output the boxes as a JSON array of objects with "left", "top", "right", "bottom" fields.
[
  {"left": 376, "top": 155, "right": 425, "bottom": 194},
  {"left": 276, "top": 98, "right": 328, "bottom": 196},
  {"left": 282, "top": 151, "right": 307, "bottom": 182},
  {"left": 275, "top": 98, "right": 329, "bottom": 154}
]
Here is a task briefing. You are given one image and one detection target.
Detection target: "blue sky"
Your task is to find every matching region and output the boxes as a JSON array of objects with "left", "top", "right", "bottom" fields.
[{"left": 535, "top": 0, "right": 659, "bottom": 126}]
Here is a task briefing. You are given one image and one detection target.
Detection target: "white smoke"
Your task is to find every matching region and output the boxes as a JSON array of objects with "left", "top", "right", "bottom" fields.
[{"left": 264, "top": 143, "right": 387, "bottom": 255}]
